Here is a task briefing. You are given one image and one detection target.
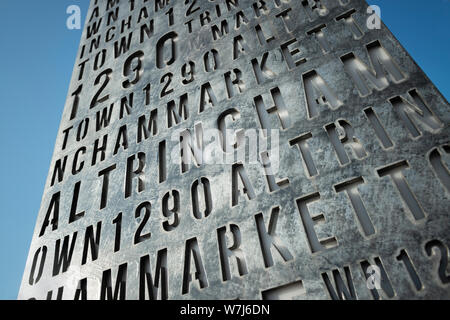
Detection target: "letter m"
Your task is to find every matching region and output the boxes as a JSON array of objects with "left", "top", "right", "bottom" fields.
[
  {"left": 155, "top": 0, "right": 170, "bottom": 12},
  {"left": 137, "top": 109, "right": 158, "bottom": 143},
  {"left": 100, "top": 263, "right": 128, "bottom": 300},
  {"left": 390, "top": 89, "right": 443, "bottom": 138},
  {"left": 139, "top": 249, "right": 168, "bottom": 300},
  {"left": 167, "top": 93, "right": 189, "bottom": 128},
  {"left": 341, "top": 40, "right": 405, "bottom": 96},
  {"left": 212, "top": 20, "right": 229, "bottom": 40},
  {"left": 107, "top": 0, "right": 120, "bottom": 10}
]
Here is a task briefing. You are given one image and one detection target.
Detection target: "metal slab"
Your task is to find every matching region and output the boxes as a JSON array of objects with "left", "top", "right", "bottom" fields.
[{"left": 19, "top": 0, "right": 450, "bottom": 300}]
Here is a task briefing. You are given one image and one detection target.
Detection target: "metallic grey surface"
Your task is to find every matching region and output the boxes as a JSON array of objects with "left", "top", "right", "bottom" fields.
[{"left": 19, "top": 0, "right": 450, "bottom": 300}]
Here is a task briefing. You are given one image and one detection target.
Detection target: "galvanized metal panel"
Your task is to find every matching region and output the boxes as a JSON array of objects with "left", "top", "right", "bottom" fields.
[{"left": 19, "top": 0, "right": 450, "bottom": 300}]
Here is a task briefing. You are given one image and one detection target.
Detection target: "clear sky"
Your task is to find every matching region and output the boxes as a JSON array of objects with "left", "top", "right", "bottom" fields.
[{"left": 0, "top": 0, "right": 448, "bottom": 300}]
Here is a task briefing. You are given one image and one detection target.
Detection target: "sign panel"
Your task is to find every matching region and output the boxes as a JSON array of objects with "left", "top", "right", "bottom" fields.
[{"left": 19, "top": 0, "right": 450, "bottom": 300}]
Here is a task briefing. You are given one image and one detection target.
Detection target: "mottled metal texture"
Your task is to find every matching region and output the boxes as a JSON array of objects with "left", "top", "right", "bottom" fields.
[{"left": 19, "top": 0, "right": 450, "bottom": 300}]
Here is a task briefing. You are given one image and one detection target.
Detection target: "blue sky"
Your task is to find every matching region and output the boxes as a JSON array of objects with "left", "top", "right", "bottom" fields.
[{"left": 0, "top": 0, "right": 448, "bottom": 300}]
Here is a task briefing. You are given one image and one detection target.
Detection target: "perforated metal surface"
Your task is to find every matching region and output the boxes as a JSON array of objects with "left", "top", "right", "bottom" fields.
[{"left": 19, "top": 0, "right": 450, "bottom": 300}]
